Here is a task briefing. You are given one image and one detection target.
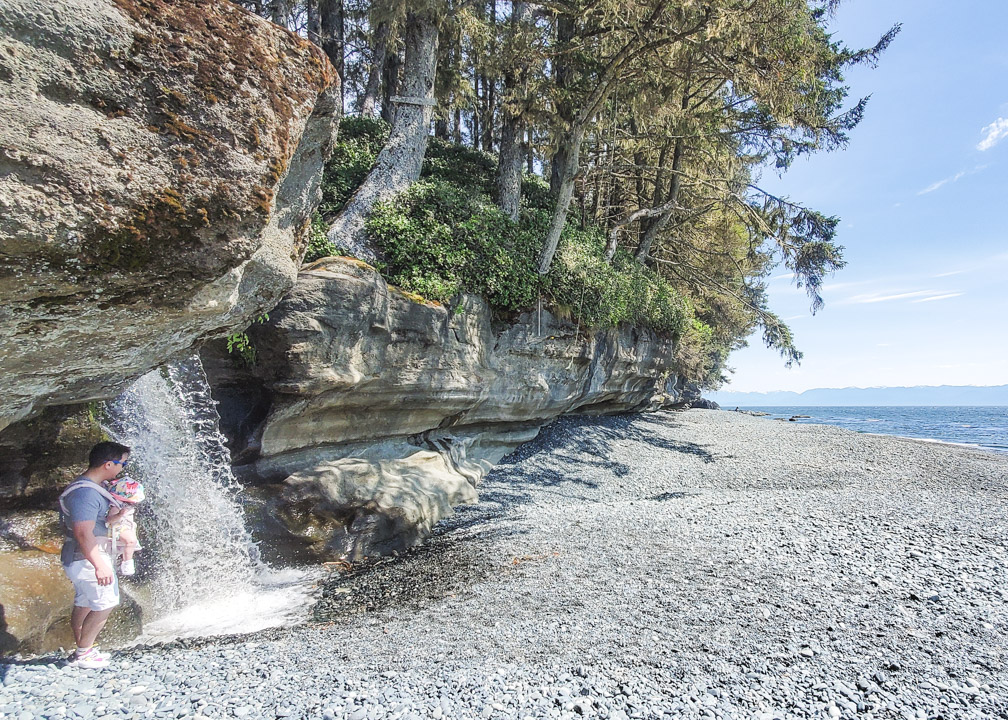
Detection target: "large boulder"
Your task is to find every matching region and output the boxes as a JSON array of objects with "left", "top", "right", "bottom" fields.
[
  {"left": 205, "top": 257, "right": 697, "bottom": 558},
  {"left": 0, "top": 510, "right": 142, "bottom": 653},
  {"left": 0, "top": 0, "right": 340, "bottom": 431},
  {"left": 278, "top": 451, "right": 479, "bottom": 560}
]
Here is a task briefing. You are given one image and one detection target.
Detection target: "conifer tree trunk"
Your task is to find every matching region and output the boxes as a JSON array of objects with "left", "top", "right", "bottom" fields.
[
  {"left": 362, "top": 22, "right": 389, "bottom": 117},
  {"left": 320, "top": 0, "right": 345, "bottom": 113},
  {"left": 537, "top": 124, "right": 585, "bottom": 274},
  {"left": 472, "top": 74, "right": 481, "bottom": 148},
  {"left": 271, "top": 0, "right": 287, "bottom": 27},
  {"left": 327, "top": 12, "right": 439, "bottom": 261},
  {"left": 483, "top": 81, "right": 496, "bottom": 152},
  {"left": 634, "top": 136, "right": 683, "bottom": 263},
  {"left": 482, "top": 0, "right": 498, "bottom": 152},
  {"left": 549, "top": 14, "right": 576, "bottom": 197},
  {"left": 495, "top": 0, "right": 530, "bottom": 220},
  {"left": 380, "top": 44, "right": 401, "bottom": 124},
  {"left": 452, "top": 31, "right": 463, "bottom": 143},
  {"left": 497, "top": 113, "right": 523, "bottom": 220},
  {"left": 629, "top": 116, "right": 646, "bottom": 208},
  {"left": 635, "top": 61, "right": 691, "bottom": 264},
  {"left": 306, "top": 0, "right": 320, "bottom": 45}
]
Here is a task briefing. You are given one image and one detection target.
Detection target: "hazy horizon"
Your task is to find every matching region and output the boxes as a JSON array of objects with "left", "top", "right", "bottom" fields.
[
  {"left": 717, "top": 382, "right": 1008, "bottom": 393},
  {"left": 709, "top": 383, "right": 1008, "bottom": 407}
]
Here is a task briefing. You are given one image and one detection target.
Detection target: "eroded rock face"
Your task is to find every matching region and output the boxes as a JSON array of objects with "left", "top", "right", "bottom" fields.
[
  {"left": 207, "top": 257, "right": 695, "bottom": 558},
  {"left": 0, "top": 0, "right": 340, "bottom": 431},
  {"left": 280, "top": 451, "right": 479, "bottom": 560}
]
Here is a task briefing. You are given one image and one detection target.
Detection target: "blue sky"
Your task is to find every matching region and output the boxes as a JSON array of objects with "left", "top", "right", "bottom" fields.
[{"left": 720, "top": 0, "right": 1008, "bottom": 392}]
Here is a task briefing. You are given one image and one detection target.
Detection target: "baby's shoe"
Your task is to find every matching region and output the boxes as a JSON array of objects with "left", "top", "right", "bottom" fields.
[{"left": 120, "top": 558, "right": 136, "bottom": 576}]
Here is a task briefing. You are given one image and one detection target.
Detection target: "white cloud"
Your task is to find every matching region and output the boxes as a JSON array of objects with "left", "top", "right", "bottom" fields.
[
  {"left": 932, "top": 269, "right": 965, "bottom": 278},
  {"left": 846, "top": 290, "right": 936, "bottom": 304},
  {"left": 977, "top": 117, "right": 1008, "bottom": 151},
  {"left": 841, "top": 288, "right": 965, "bottom": 305},
  {"left": 821, "top": 279, "right": 875, "bottom": 293},
  {"left": 917, "top": 164, "right": 988, "bottom": 195},
  {"left": 918, "top": 171, "right": 966, "bottom": 195},
  {"left": 912, "top": 292, "right": 963, "bottom": 303}
]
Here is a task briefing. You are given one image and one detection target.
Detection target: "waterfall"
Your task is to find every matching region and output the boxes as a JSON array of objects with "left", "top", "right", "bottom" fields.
[{"left": 105, "top": 355, "right": 317, "bottom": 642}]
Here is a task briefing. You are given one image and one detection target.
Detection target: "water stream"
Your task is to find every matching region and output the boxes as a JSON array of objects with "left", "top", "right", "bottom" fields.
[{"left": 104, "top": 356, "right": 318, "bottom": 642}]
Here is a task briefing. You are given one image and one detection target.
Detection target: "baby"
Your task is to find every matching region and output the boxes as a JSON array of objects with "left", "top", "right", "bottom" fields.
[{"left": 105, "top": 477, "right": 145, "bottom": 576}]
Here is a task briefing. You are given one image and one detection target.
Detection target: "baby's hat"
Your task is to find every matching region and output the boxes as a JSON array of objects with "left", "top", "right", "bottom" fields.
[{"left": 110, "top": 477, "right": 145, "bottom": 504}]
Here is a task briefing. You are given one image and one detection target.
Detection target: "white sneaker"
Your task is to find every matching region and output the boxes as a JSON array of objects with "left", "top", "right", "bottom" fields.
[
  {"left": 73, "top": 647, "right": 111, "bottom": 669},
  {"left": 120, "top": 558, "right": 136, "bottom": 576}
]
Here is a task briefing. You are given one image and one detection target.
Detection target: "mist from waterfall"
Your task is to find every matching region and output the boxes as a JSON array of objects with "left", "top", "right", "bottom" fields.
[{"left": 105, "top": 355, "right": 317, "bottom": 642}]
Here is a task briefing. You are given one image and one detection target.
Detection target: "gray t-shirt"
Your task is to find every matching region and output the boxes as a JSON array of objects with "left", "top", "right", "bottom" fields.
[{"left": 60, "top": 477, "right": 111, "bottom": 565}]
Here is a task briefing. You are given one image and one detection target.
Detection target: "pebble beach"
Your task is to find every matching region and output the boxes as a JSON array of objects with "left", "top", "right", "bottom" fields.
[{"left": 3, "top": 409, "right": 1007, "bottom": 720}]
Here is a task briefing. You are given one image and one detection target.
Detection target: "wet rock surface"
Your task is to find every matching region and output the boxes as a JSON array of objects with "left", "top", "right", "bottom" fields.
[{"left": 3, "top": 410, "right": 1007, "bottom": 719}]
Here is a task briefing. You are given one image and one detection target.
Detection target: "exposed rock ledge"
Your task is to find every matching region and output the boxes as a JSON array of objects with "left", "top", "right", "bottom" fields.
[
  {"left": 205, "top": 257, "right": 698, "bottom": 559},
  {"left": 0, "top": 0, "right": 340, "bottom": 431}
]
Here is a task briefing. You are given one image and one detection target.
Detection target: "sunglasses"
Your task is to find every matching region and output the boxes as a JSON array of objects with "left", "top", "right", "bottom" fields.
[{"left": 110, "top": 458, "right": 128, "bottom": 468}]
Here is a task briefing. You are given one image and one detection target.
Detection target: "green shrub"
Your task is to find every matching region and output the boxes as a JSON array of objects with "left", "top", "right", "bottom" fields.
[
  {"left": 319, "top": 117, "right": 390, "bottom": 217},
  {"left": 521, "top": 174, "right": 552, "bottom": 211},
  {"left": 422, "top": 139, "right": 497, "bottom": 196},
  {"left": 367, "top": 179, "right": 688, "bottom": 337},
  {"left": 321, "top": 123, "right": 691, "bottom": 342},
  {"left": 547, "top": 229, "right": 689, "bottom": 336},
  {"left": 303, "top": 211, "right": 344, "bottom": 263},
  {"left": 367, "top": 180, "right": 543, "bottom": 310},
  {"left": 226, "top": 313, "right": 270, "bottom": 367}
]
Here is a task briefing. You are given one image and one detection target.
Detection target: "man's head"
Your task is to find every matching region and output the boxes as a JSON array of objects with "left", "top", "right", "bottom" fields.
[{"left": 88, "top": 441, "right": 131, "bottom": 480}]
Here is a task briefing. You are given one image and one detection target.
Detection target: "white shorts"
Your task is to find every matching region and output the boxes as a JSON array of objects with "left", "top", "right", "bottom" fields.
[{"left": 63, "top": 551, "right": 120, "bottom": 611}]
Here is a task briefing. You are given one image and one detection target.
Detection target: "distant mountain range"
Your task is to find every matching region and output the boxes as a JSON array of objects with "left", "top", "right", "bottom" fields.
[{"left": 708, "top": 384, "right": 1008, "bottom": 407}]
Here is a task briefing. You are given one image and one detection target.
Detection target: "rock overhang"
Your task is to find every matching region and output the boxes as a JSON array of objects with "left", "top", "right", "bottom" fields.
[{"left": 0, "top": 0, "right": 341, "bottom": 431}]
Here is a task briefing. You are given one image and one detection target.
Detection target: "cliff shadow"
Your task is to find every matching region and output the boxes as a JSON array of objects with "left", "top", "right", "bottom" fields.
[
  {"left": 314, "top": 412, "right": 713, "bottom": 622},
  {"left": 490, "top": 411, "right": 717, "bottom": 505}
]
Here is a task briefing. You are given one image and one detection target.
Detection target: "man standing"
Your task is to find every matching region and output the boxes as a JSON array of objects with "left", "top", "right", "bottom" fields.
[{"left": 59, "top": 441, "right": 131, "bottom": 668}]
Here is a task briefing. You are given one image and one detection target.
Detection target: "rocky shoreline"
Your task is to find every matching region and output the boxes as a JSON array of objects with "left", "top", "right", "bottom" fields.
[{"left": 3, "top": 409, "right": 1007, "bottom": 719}]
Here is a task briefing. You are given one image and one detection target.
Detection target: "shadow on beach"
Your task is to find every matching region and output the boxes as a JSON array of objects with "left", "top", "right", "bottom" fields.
[
  {"left": 314, "top": 411, "right": 715, "bottom": 622},
  {"left": 490, "top": 411, "right": 717, "bottom": 498}
]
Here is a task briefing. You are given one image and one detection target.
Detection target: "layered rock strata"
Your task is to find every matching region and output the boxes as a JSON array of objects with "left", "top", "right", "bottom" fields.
[
  {"left": 0, "top": 0, "right": 340, "bottom": 431},
  {"left": 206, "top": 257, "right": 696, "bottom": 559}
]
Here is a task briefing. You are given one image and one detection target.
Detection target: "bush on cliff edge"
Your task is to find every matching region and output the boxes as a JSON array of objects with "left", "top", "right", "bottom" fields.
[{"left": 314, "top": 120, "right": 707, "bottom": 373}]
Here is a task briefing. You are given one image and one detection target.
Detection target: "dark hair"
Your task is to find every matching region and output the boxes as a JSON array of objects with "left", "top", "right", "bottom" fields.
[{"left": 88, "top": 441, "right": 131, "bottom": 469}]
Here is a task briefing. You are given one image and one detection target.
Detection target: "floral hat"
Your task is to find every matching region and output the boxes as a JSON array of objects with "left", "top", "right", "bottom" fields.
[{"left": 109, "top": 476, "right": 145, "bottom": 504}]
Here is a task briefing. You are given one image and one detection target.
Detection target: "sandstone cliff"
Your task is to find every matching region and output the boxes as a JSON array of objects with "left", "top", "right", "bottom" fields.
[{"left": 205, "top": 257, "right": 697, "bottom": 559}]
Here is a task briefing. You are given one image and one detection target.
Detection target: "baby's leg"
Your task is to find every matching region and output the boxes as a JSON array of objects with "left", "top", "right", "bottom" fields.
[{"left": 118, "top": 525, "right": 138, "bottom": 561}]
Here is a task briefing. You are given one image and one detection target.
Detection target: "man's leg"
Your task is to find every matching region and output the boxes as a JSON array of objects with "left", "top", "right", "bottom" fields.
[
  {"left": 70, "top": 605, "right": 91, "bottom": 647},
  {"left": 77, "top": 607, "right": 114, "bottom": 649}
]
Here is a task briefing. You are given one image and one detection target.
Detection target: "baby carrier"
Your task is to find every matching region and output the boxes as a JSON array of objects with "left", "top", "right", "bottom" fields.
[{"left": 59, "top": 480, "right": 125, "bottom": 554}]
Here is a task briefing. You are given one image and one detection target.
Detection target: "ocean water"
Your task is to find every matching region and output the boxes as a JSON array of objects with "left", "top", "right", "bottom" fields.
[{"left": 736, "top": 406, "right": 1008, "bottom": 453}]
